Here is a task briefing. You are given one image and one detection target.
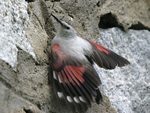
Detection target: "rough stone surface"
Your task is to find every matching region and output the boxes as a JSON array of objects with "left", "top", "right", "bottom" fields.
[
  {"left": 0, "top": 0, "right": 36, "bottom": 70},
  {"left": 25, "top": 0, "right": 52, "bottom": 65},
  {"left": 0, "top": 0, "right": 150, "bottom": 113},
  {"left": 0, "top": 81, "right": 43, "bottom": 113},
  {"left": 99, "top": 0, "right": 150, "bottom": 30},
  {"left": 96, "top": 28, "right": 150, "bottom": 113}
]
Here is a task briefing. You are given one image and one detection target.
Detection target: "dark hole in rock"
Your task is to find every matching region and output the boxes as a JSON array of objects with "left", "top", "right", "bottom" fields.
[
  {"left": 23, "top": 108, "right": 33, "bottom": 113},
  {"left": 129, "top": 22, "right": 150, "bottom": 31},
  {"left": 51, "top": 0, "right": 61, "bottom": 2},
  {"left": 99, "top": 13, "right": 123, "bottom": 29},
  {"left": 99, "top": 13, "right": 150, "bottom": 31},
  {"left": 25, "top": 0, "right": 34, "bottom": 2}
]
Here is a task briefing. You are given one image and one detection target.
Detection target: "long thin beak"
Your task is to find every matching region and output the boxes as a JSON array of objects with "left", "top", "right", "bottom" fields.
[{"left": 51, "top": 14, "right": 63, "bottom": 25}]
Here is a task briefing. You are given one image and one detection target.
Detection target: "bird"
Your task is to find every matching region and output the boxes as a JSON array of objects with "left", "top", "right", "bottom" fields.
[{"left": 49, "top": 13, "right": 130, "bottom": 112}]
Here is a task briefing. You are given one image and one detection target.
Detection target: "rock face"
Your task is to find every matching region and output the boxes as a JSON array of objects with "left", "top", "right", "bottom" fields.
[
  {"left": 0, "top": 0, "right": 36, "bottom": 71},
  {"left": 0, "top": 0, "right": 150, "bottom": 113},
  {"left": 96, "top": 28, "right": 150, "bottom": 113}
]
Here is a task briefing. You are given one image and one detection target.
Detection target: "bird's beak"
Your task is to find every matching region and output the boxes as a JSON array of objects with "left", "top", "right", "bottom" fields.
[{"left": 51, "top": 14, "right": 63, "bottom": 26}]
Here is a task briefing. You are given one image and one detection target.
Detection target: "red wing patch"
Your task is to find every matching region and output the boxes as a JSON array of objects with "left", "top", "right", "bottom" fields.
[
  {"left": 51, "top": 44, "right": 85, "bottom": 87},
  {"left": 89, "top": 40, "right": 130, "bottom": 69},
  {"left": 89, "top": 41, "right": 110, "bottom": 54},
  {"left": 51, "top": 44, "right": 66, "bottom": 71},
  {"left": 68, "top": 66, "right": 85, "bottom": 83},
  {"left": 66, "top": 66, "right": 85, "bottom": 86},
  {"left": 51, "top": 44, "right": 102, "bottom": 112}
]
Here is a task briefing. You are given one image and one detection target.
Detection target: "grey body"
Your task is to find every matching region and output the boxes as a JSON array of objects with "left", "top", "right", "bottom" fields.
[{"left": 51, "top": 21, "right": 92, "bottom": 61}]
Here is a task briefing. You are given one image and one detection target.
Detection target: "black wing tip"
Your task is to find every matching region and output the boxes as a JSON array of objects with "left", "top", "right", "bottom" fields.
[
  {"left": 117, "top": 58, "right": 130, "bottom": 67},
  {"left": 95, "top": 89, "right": 103, "bottom": 104},
  {"left": 108, "top": 51, "right": 130, "bottom": 67}
]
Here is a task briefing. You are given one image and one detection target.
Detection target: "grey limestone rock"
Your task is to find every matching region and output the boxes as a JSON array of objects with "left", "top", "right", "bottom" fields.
[
  {"left": 96, "top": 28, "right": 150, "bottom": 113},
  {"left": 0, "top": 0, "right": 150, "bottom": 113}
]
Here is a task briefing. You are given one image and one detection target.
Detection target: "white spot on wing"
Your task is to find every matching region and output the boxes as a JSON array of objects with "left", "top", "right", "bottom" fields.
[
  {"left": 58, "top": 75, "right": 62, "bottom": 83},
  {"left": 74, "top": 97, "right": 80, "bottom": 103},
  {"left": 57, "top": 92, "right": 64, "bottom": 98},
  {"left": 79, "top": 96, "right": 86, "bottom": 103},
  {"left": 53, "top": 71, "right": 56, "bottom": 79},
  {"left": 67, "top": 96, "right": 73, "bottom": 103}
]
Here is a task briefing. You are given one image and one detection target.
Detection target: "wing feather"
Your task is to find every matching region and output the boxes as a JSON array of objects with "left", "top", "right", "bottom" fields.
[
  {"left": 55, "top": 71, "right": 76, "bottom": 111},
  {"left": 89, "top": 41, "right": 130, "bottom": 69},
  {"left": 50, "top": 44, "right": 102, "bottom": 112},
  {"left": 50, "top": 35, "right": 130, "bottom": 112}
]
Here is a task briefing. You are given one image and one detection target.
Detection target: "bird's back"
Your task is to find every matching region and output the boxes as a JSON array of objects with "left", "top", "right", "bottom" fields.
[{"left": 51, "top": 36, "right": 92, "bottom": 61}]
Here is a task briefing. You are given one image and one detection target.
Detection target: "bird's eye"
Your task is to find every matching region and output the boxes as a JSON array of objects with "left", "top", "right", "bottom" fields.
[{"left": 66, "top": 26, "right": 70, "bottom": 30}]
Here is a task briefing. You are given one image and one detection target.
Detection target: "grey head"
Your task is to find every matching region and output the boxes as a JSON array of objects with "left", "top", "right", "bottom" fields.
[{"left": 51, "top": 14, "right": 77, "bottom": 38}]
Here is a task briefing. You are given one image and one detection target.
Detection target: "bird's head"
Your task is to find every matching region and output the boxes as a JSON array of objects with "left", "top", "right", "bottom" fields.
[{"left": 51, "top": 14, "right": 77, "bottom": 38}]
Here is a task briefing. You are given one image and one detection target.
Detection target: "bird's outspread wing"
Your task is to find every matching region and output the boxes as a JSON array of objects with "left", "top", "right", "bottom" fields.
[
  {"left": 89, "top": 41, "right": 130, "bottom": 69},
  {"left": 49, "top": 44, "right": 102, "bottom": 112}
]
